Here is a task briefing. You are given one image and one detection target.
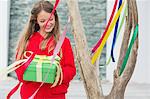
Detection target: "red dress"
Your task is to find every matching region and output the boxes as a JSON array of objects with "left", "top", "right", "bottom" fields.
[{"left": 15, "top": 32, "right": 76, "bottom": 99}]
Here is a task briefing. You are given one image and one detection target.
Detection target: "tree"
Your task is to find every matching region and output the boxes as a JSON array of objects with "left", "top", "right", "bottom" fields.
[{"left": 66, "top": 0, "right": 138, "bottom": 99}]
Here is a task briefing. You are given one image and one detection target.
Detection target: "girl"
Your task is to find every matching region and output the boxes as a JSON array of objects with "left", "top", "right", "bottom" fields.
[{"left": 14, "top": 0, "right": 76, "bottom": 98}]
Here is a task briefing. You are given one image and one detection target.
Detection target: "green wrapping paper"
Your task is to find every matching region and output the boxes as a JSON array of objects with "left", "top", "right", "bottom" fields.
[{"left": 23, "top": 55, "right": 60, "bottom": 83}]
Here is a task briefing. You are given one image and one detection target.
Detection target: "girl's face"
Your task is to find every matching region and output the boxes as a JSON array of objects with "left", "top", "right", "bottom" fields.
[{"left": 37, "top": 10, "right": 55, "bottom": 33}]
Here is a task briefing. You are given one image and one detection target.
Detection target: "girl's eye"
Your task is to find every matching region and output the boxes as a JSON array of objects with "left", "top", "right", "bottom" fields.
[
  {"left": 49, "top": 18, "right": 53, "bottom": 21},
  {"left": 40, "top": 20, "right": 45, "bottom": 23}
]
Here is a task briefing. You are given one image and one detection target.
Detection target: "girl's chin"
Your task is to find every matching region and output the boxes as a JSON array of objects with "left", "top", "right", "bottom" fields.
[{"left": 45, "top": 29, "right": 53, "bottom": 33}]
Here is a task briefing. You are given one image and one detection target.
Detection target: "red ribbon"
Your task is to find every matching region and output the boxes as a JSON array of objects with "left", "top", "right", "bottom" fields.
[
  {"left": 7, "top": 52, "right": 35, "bottom": 99},
  {"left": 7, "top": 82, "right": 21, "bottom": 99},
  {"left": 44, "top": 0, "right": 60, "bottom": 30},
  {"left": 91, "top": 0, "right": 118, "bottom": 53}
]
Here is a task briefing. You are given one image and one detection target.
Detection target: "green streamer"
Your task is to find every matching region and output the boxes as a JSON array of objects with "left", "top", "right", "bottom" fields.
[{"left": 119, "top": 24, "right": 139, "bottom": 76}]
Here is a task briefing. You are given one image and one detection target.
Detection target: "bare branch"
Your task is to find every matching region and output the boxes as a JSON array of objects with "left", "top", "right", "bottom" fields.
[
  {"left": 116, "top": 0, "right": 133, "bottom": 77},
  {"left": 120, "top": 0, "right": 139, "bottom": 85}
]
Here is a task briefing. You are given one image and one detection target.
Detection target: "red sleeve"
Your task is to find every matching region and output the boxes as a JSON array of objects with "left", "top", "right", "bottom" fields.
[{"left": 61, "top": 38, "right": 76, "bottom": 84}]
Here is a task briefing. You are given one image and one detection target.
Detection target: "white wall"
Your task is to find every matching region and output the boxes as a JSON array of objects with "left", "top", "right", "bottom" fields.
[
  {"left": 0, "top": 0, "right": 10, "bottom": 79},
  {"left": 132, "top": 0, "right": 150, "bottom": 84},
  {"left": 106, "top": 0, "right": 150, "bottom": 84}
]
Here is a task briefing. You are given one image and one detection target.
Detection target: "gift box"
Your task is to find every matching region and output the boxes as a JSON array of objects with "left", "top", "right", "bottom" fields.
[{"left": 23, "top": 55, "right": 60, "bottom": 83}]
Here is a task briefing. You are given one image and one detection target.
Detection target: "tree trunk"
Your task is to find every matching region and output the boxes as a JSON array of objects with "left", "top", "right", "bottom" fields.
[
  {"left": 66, "top": 0, "right": 103, "bottom": 99},
  {"left": 66, "top": 0, "right": 138, "bottom": 99},
  {"left": 106, "top": 0, "right": 138, "bottom": 99}
]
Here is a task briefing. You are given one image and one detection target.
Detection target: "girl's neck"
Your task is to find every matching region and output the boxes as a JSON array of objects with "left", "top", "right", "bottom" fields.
[{"left": 39, "top": 29, "right": 47, "bottom": 38}]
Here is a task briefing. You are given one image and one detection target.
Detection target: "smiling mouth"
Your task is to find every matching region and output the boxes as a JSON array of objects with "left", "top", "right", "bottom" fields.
[
  {"left": 45, "top": 25, "right": 51, "bottom": 29},
  {"left": 45, "top": 25, "right": 53, "bottom": 29},
  {"left": 46, "top": 27, "right": 51, "bottom": 29}
]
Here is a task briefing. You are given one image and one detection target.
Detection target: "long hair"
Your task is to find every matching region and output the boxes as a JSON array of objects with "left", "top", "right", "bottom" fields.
[{"left": 16, "top": 0, "right": 60, "bottom": 60}]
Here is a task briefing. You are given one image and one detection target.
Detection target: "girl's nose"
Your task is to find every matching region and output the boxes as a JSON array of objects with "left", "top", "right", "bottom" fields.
[{"left": 45, "top": 21, "right": 51, "bottom": 27}]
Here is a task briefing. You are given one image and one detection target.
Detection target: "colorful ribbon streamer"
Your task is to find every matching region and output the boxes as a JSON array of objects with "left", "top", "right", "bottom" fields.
[
  {"left": 52, "top": 17, "right": 70, "bottom": 61},
  {"left": 44, "top": 0, "right": 60, "bottom": 30},
  {"left": 119, "top": 24, "right": 139, "bottom": 76},
  {"left": 111, "top": 0, "right": 123, "bottom": 62},
  {"left": 91, "top": 0, "right": 125, "bottom": 64},
  {"left": 7, "top": 51, "right": 35, "bottom": 99},
  {"left": 91, "top": 0, "right": 119, "bottom": 53},
  {"left": 7, "top": 82, "right": 22, "bottom": 99},
  {"left": 105, "top": 4, "right": 128, "bottom": 66},
  {"left": 0, "top": 51, "right": 34, "bottom": 77}
]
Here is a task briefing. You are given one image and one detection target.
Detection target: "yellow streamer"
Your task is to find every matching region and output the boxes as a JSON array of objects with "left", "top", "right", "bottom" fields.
[{"left": 91, "top": 0, "right": 125, "bottom": 64}]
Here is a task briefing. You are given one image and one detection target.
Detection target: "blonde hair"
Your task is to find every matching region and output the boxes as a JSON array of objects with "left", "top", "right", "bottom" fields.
[{"left": 16, "top": 0, "right": 60, "bottom": 60}]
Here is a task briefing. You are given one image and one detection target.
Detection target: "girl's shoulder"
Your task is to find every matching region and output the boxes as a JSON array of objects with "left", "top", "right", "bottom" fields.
[
  {"left": 63, "top": 37, "right": 71, "bottom": 46},
  {"left": 61, "top": 37, "right": 72, "bottom": 49},
  {"left": 64, "top": 37, "right": 70, "bottom": 43}
]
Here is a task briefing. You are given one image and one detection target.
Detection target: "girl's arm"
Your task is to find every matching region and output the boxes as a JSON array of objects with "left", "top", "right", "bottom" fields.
[{"left": 61, "top": 38, "right": 76, "bottom": 84}]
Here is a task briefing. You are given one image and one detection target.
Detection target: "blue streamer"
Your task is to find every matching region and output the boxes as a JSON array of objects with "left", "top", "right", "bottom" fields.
[{"left": 111, "top": 0, "right": 123, "bottom": 62}]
